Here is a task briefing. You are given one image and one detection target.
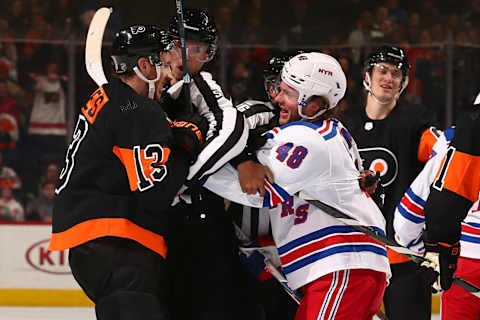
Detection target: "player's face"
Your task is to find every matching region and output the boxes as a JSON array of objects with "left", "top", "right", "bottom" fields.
[
  {"left": 274, "top": 81, "right": 301, "bottom": 125},
  {"left": 368, "top": 62, "right": 402, "bottom": 101},
  {"left": 165, "top": 39, "right": 208, "bottom": 80}
]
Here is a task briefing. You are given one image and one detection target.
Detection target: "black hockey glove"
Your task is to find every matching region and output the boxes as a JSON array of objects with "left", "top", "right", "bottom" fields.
[
  {"left": 170, "top": 112, "right": 209, "bottom": 163},
  {"left": 418, "top": 232, "right": 460, "bottom": 292},
  {"left": 359, "top": 170, "right": 380, "bottom": 195}
]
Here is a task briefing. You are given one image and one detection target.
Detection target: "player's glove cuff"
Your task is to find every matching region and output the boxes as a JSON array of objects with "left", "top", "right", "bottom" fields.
[{"left": 421, "top": 233, "right": 460, "bottom": 292}]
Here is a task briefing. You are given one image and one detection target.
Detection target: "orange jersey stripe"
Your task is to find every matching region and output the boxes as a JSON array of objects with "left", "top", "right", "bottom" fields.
[
  {"left": 113, "top": 145, "right": 171, "bottom": 191},
  {"left": 439, "top": 151, "right": 480, "bottom": 203},
  {"left": 48, "top": 218, "right": 167, "bottom": 258},
  {"left": 387, "top": 247, "right": 410, "bottom": 264},
  {"left": 418, "top": 127, "right": 440, "bottom": 163}
]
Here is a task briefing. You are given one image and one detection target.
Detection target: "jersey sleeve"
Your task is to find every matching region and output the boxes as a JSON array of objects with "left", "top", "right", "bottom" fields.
[
  {"left": 185, "top": 72, "right": 249, "bottom": 181},
  {"left": 424, "top": 108, "right": 480, "bottom": 242},
  {"left": 393, "top": 133, "right": 449, "bottom": 253},
  {"left": 235, "top": 100, "right": 276, "bottom": 130}
]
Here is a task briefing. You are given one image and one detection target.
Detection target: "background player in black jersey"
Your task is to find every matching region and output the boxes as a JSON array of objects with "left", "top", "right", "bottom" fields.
[
  {"left": 49, "top": 25, "right": 208, "bottom": 320},
  {"left": 342, "top": 45, "right": 439, "bottom": 320},
  {"left": 159, "top": 8, "right": 250, "bottom": 320}
]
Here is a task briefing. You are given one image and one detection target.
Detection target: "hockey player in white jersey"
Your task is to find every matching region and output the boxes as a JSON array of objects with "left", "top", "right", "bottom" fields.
[
  {"left": 394, "top": 127, "right": 480, "bottom": 319},
  {"left": 204, "top": 52, "right": 391, "bottom": 320}
]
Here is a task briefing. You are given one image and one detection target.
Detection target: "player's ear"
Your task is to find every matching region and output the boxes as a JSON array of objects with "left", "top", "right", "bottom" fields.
[{"left": 137, "top": 57, "right": 150, "bottom": 73}]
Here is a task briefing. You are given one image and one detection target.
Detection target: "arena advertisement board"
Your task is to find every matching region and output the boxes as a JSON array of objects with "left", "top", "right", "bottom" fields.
[{"left": 0, "top": 222, "right": 92, "bottom": 306}]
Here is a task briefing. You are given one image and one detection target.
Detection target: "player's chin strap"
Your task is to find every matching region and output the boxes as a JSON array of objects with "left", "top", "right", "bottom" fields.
[
  {"left": 133, "top": 62, "right": 162, "bottom": 99},
  {"left": 362, "top": 73, "right": 409, "bottom": 105}
]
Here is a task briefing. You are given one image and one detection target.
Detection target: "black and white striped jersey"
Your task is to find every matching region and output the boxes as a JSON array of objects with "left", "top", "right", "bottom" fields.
[{"left": 166, "top": 71, "right": 249, "bottom": 182}]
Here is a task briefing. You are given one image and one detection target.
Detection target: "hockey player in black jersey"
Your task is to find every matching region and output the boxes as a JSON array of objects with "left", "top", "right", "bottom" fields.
[
  {"left": 421, "top": 104, "right": 480, "bottom": 294},
  {"left": 342, "top": 45, "right": 439, "bottom": 320},
  {"left": 49, "top": 25, "right": 208, "bottom": 320},
  {"left": 158, "top": 8, "right": 249, "bottom": 320}
]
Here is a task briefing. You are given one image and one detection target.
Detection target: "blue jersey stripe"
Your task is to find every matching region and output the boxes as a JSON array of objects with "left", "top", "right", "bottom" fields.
[
  {"left": 465, "top": 221, "right": 480, "bottom": 228},
  {"left": 397, "top": 203, "right": 425, "bottom": 224},
  {"left": 406, "top": 188, "right": 426, "bottom": 207},
  {"left": 283, "top": 244, "right": 387, "bottom": 274},
  {"left": 461, "top": 234, "right": 480, "bottom": 244},
  {"left": 278, "top": 225, "right": 385, "bottom": 255}
]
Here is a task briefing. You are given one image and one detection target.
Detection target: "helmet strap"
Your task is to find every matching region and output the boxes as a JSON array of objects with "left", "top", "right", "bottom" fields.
[
  {"left": 133, "top": 63, "right": 162, "bottom": 99},
  {"left": 297, "top": 98, "right": 328, "bottom": 120}
]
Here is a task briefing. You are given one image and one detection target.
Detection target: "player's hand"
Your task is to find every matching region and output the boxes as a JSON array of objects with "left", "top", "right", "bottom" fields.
[
  {"left": 359, "top": 170, "right": 380, "bottom": 194},
  {"left": 237, "top": 160, "right": 274, "bottom": 196},
  {"left": 170, "top": 112, "right": 208, "bottom": 163},
  {"left": 418, "top": 233, "right": 460, "bottom": 292}
]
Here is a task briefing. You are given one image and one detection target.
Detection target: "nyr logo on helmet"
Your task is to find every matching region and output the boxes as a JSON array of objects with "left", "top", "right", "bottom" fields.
[
  {"left": 358, "top": 147, "right": 398, "bottom": 187},
  {"left": 130, "top": 25, "right": 146, "bottom": 34},
  {"left": 318, "top": 68, "right": 333, "bottom": 76},
  {"left": 298, "top": 56, "right": 308, "bottom": 61}
]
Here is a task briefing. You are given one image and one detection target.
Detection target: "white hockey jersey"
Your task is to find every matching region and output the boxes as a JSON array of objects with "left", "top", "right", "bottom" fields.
[
  {"left": 393, "top": 127, "right": 480, "bottom": 259},
  {"left": 204, "top": 118, "right": 391, "bottom": 290}
]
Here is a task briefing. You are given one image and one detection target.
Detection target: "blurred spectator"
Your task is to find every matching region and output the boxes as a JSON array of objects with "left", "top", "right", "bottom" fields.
[
  {"left": 38, "top": 161, "right": 60, "bottom": 195},
  {"left": 461, "top": 0, "right": 480, "bottom": 29},
  {"left": 386, "top": 0, "right": 408, "bottom": 27},
  {"left": 348, "top": 9, "right": 374, "bottom": 63},
  {"left": 28, "top": 61, "right": 67, "bottom": 154},
  {"left": 0, "top": 151, "right": 21, "bottom": 190},
  {"left": 0, "top": 78, "right": 20, "bottom": 161},
  {"left": 22, "top": 13, "right": 54, "bottom": 67},
  {"left": 418, "top": 0, "right": 442, "bottom": 28},
  {"left": 25, "top": 179, "right": 55, "bottom": 222},
  {"left": 445, "top": 12, "right": 461, "bottom": 41},
  {"left": 0, "top": 42, "right": 18, "bottom": 82},
  {"left": 0, "top": 179, "right": 24, "bottom": 221},
  {"left": 25, "top": 61, "right": 66, "bottom": 194},
  {"left": 430, "top": 23, "right": 446, "bottom": 42},
  {"left": 407, "top": 12, "right": 422, "bottom": 44},
  {"left": 4, "top": 0, "right": 30, "bottom": 37},
  {"left": 405, "top": 29, "right": 433, "bottom": 104},
  {"left": 216, "top": 5, "right": 236, "bottom": 44},
  {"left": 371, "top": 6, "right": 389, "bottom": 37},
  {"left": 279, "top": 0, "right": 313, "bottom": 46}
]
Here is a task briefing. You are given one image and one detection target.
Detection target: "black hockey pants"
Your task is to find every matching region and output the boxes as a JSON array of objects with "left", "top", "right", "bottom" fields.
[{"left": 69, "top": 236, "right": 170, "bottom": 320}]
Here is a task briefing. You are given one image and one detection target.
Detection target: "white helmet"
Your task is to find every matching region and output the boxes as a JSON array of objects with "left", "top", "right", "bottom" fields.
[{"left": 281, "top": 52, "right": 347, "bottom": 119}]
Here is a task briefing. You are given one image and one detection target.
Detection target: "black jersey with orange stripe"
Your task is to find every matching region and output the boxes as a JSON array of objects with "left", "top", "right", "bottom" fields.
[
  {"left": 342, "top": 101, "right": 438, "bottom": 246},
  {"left": 424, "top": 106, "right": 480, "bottom": 243},
  {"left": 49, "top": 78, "right": 192, "bottom": 258}
]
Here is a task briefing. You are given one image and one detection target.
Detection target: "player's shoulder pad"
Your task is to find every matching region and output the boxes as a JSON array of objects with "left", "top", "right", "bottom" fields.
[{"left": 268, "top": 120, "right": 330, "bottom": 150}]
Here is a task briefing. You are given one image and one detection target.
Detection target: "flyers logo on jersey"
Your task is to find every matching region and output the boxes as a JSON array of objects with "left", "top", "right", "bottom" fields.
[
  {"left": 82, "top": 86, "right": 109, "bottom": 124},
  {"left": 359, "top": 147, "right": 398, "bottom": 187},
  {"left": 113, "top": 144, "right": 171, "bottom": 192}
]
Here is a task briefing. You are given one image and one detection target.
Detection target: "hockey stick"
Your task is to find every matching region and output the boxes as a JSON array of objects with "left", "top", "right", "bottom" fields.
[
  {"left": 175, "top": 0, "right": 193, "bottom": 114},
  {"left": 300, "top": 195, "right": 480, "bottom": 298},
  {"left": 233, "top": 223, "right": 303, "bottom": 304},
  {"left": 85, "top": 7, "right": 112, "bottom": 86}
]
